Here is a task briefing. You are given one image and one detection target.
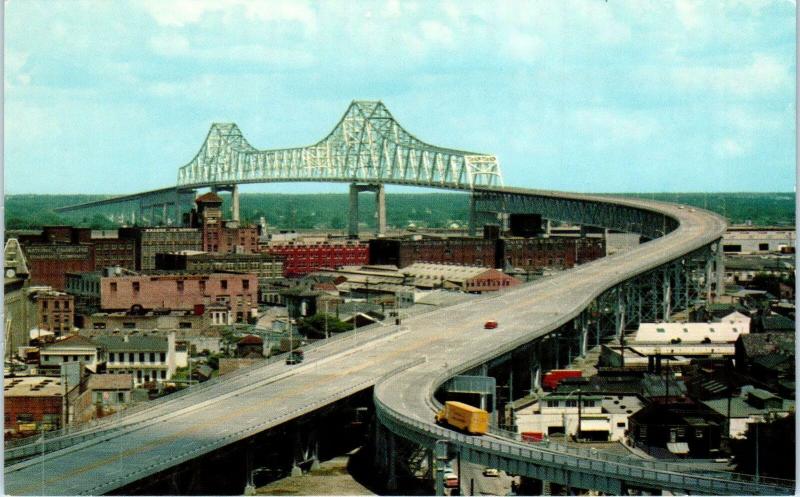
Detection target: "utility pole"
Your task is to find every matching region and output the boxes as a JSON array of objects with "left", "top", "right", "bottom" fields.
[
  {"left": 324, "top": 300, "right": 329, "bottom": 344},
  {"left": 577, "top": 389, "right": 582, "bottom": 442}
]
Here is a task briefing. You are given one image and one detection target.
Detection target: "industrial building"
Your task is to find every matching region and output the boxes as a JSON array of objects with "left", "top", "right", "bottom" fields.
[
  {"left": 262, "top": 241, "right": 369, "bottom": 276},
  {"left": 369, "top": 235, "right": 605, "bottom": 271},
  {"left": 154, "top": 250, "right": 283, "bottom": 280},
  {"left": 722, "top": 227, "right": 795, "bottom": 254},
  {"left": 118, "top": 227, "right": 203, "bottom": 271}
]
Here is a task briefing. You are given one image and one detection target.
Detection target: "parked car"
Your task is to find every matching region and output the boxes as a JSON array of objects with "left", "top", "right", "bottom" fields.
[
  {"left": 484, "top": 319, "right": 498, "bottom": 329},
  {"left": 444, "top": 472, "right": 459, "bottom": 488},
  {"left": 483, "top": 468, "right": 500, "bottom": 477}
]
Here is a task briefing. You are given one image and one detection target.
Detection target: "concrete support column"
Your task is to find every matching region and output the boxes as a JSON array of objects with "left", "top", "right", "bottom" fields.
[
  {"left": 662, "top": 272, "right": 672, "bottom": 321},
  {"left": 375, "top": 184, "right": 386, "bottom": 236},
  {"left": 387, "top": 432, "right": 397, "bottom": 491},
  {"left": 714, "top": 243, "right": 725, "bottom": 300},
  {"left": 162, "top": 204, "right": 168, "bottom": 225},
  {"left": 349, "top": 183, "right": 359, "bottom": 239},
  {"left": 468, "top": 193, "right": 477, "bottom": 236},
  {"left": 231, "top": 184, "right": 240, "bottom": 223},
  {"left": 545, "top": 219, "right": 552, "bottom": 236},
  {"left": 580, "top": 315, "right": 589, "bottom": 358}
]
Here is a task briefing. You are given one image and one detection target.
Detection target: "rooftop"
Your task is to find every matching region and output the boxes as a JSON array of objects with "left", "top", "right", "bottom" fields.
[
  {"left": 88, "top": 374, "right": 133, "bottom": 391},
  {"left": 4, "top": 376, "right": 63, "bottom": 397},
  {"left": 41, "top": 335, "right": 99, "bottom": 351},
  {"left": 94, "top": 335, "right": 168, "bottom": 352}
]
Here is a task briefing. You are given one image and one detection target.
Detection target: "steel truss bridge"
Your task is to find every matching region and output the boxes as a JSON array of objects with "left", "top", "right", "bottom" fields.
[{"left": 14, "top": 103, "right": 792, "bottom": 495}]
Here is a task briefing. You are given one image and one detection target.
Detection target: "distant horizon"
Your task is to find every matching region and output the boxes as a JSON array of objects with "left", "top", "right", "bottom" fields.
[{"left": 4, "top": 190, "right": 796, "bottom": 196}]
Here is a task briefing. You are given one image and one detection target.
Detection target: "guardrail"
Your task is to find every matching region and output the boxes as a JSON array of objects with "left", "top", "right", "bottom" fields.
[
  {"left": 419, "top": 346, "right": 794, "bottom": 492},
  {"left": 5, "top": 316, "right": 434, "bottom": 463},
  {"left": 374, "top": 390, "right": 793, "bottom": 495}
]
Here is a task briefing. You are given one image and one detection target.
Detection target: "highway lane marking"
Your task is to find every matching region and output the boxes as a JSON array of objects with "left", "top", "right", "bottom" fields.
[{"left": 9, "top": 337, "right": 447, "bottom": 495}]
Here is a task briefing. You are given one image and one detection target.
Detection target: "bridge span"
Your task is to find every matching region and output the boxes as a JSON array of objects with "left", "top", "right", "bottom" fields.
[{"left": 7, "top": 189, "right": 791, "bottom": 495}]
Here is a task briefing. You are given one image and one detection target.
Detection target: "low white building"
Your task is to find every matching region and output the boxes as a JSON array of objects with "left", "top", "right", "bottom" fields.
[
  {"left": 39, "top": 335, "right": 105, "bottom": 373},
  {"left": 515, "top": 393, "right": 645, "bottom": 442},
  {"left": 634, "top": 320, "right": 749, "bottom": 344},
  {"left": 95, "top": 333, "right": 176, "bottom": 386}
]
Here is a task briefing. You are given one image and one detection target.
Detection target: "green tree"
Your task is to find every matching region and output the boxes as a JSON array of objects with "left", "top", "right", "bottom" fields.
[{"left": 297, "top": 313, "right": 351, "bottom": 338}]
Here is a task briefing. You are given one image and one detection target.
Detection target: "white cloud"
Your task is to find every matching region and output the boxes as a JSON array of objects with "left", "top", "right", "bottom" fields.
[
  {"left": 140, "top": 0, "right": 317, "bottom": 31},
  {"left": 675, "top": 0, "right": 703, "bottom": 30},
  {"left": 419, "top": 20, "right": 454, "bottom": 46},
  {"left": 572, "top": 108, "right": 659, "bottom": 147},
  {"left": 504, "top": 31, "right": 542, "bottom": 63},
  {"left": 714, "top": 138, "right": 747, "bottom": 158},
  {"left": 149, "top": 34, "right": 191, "bottom": 57},
  {"left": 671, "top": 54, "right": 792, "bottom": 97}
]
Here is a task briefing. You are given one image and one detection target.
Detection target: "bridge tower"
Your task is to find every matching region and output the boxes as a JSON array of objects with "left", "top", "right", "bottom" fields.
[{"left": 349, "top": 183, "right": 386, "bottom": 238}]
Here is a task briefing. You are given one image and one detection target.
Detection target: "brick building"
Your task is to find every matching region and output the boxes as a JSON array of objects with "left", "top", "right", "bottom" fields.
[
  {"left": 31, "top": 289, "right": 75, "bottom": 336},
  {"left": 192, "top": 193, "right": 259, "bottom": 254},
  {"left": 21, "top": 243, "right": 94, "bottom": 290},
  {"left": 4, "top": 376, "right": 65, "bottom": 436},
  {"left": 263, "top": 241, "right": 369, "bottom": 277},
  {"left": 99, "top": 272, "right": 258, "bottom": 323},
  {"left": 370, "top": 237, "right": 496, "bottom": 268},
  {"left": 155, "top": 251, "right": 283, "bottom": 280},
  {"left": 18, "top": 226, "right": 135, "bottom": 276},
  {"left": 118, "top": 227, "right": 202, "bottom": 271},
  {"left": 369, "top": 236, "right": 606, "bottom": 271}
]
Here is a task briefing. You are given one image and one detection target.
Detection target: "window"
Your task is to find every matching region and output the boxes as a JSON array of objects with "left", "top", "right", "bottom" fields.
[
  {"left": 150, "top": 352, "right": 156, "bottom": 362},
  {"left": 242, "top": 279, "right": 250, "bottom": 290},
  {"left": 160, "top": 352, "right": 166, "bottom": 362},
  {"left": 128, "top": 352, "right": 134, "bottom": 363},
  {"left": 566, "top": 400, "right": 577, "bottom": 408},
  {"left": 177, "top": 281, "right": 184, "bottom": 292},
  {"left": 179, "top": 322, "right": 192, "bottom": 329},
  {"left": 132, "top": 282, "right": 140, "bottom": 293},
  {"left": 17, "top": 413, "right": 34, "bottom": 424},
  {"left": 110, "top": 282, "right": 118, "bottom": 292},
  {"left": 95, "top": 392, "right": 104, "bottom": 403},
  {"left": 117, "top": 392, "right": 125, "bottom": 403},
  {"left": 723, "top": 244, "right": 742, "bottom": 253},
  {"left": 221, "top": 280, "right": 228, "bottom": 290},
  {"left": 64, "top": 301, "right": 70, "bottom": 310},
  {"left": 546, "top": 400, "right": 559, "bottom": 408},
  {"left": 139, "top": 352, "right": 146, "bottom": 362},
  {"left": 617, "top": 422, "right": 626, "bottom": 428},
  {"left": 583, "top": 400, "right": 595, "bottom": 407},
  {"left": 84, "top": 355, "right": 91, "bottom": 361},
  {"left": 199, "top": 280, "right": 206, "bottom": 292},
  {"left": 123, "top": 322, "right": 136, "bottom": 329},
  {"left": 759, "top": 243, "right": 769, "bottom": 251},
  {"left": 43, "top": 301, "right": 48, "bottom": 310}
]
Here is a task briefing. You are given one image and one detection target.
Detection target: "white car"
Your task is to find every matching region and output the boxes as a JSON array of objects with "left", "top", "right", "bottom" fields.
[{"left": 483, "top": 468, "right": 500, "bottom": 477}]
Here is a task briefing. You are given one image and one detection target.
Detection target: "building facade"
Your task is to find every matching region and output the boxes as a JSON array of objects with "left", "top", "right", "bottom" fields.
[
  {"left": 118, "top": 227, "right": 203, "bottom": 271},
  {"left": 263, "top": 241, "right": 369, "bottom": 276},
  {"left": 99, "top": 272, "right": 257, "bottom": 322},
  {"left": 94, "top": 334, "right": 176, "bottom": 387},
  {"left": 155, "top": 251, "right": 283, "bottom": 280}
]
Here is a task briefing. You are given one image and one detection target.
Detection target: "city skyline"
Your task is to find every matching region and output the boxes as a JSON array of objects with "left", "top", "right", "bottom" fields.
[{"left": 4, "top": 1, "right": 796, "bottom": 195}]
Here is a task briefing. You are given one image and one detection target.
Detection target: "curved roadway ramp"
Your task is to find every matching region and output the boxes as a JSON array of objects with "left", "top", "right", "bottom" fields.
[{"left": 4, "top": 191, "right": 792, "bottom": 496}]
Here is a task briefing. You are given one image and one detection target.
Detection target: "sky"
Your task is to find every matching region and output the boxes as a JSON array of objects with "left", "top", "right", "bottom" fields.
[{"left": 3, "top": 0, "right": 797, "bottom": 195}]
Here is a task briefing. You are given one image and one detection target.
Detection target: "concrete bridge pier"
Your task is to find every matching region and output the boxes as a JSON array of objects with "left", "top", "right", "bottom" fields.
[
  {"left": 348, "top": 183, "right": 386, "bottom": 238},
  {"left": 290, "top": 427, "right": 320, "bottom": 476}
]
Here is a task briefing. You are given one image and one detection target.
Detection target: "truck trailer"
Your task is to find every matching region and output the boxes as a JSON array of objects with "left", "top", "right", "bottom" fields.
[{"left": 435, "top": 401, "right": 489, "bottom": 435}]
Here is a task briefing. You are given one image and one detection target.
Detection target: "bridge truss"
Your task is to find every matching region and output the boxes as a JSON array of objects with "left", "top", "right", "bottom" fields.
[{"left": 177, "top": 100, "right": 503, "bottom": 190}]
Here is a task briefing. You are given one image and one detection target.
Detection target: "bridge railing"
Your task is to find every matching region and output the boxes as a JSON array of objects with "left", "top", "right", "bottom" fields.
[
  {"left": 423, "top": 354, "right": 794, "bottom": 491},
  {"left": 5, "top": 298, "right": 459, "bottom": 460},
  {"left": 374, "top": 390, "right": 794, "bottom": 495}
]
